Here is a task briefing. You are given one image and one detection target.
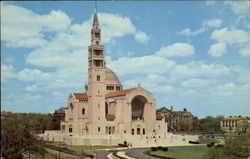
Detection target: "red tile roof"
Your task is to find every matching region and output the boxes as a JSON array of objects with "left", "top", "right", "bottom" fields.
[
  {"left": 73, "top": 93, "right": 88, "bottom": 99},
  {"left": 0, "top": 113, "right": 16, "bottom": 117},
  {"left": 106, "top": 114, "right": 115, "bottom": 119},
  {"left": 156, "top": 113, "right": 164, "bottom": 120},
  {"left": 105, "top": 88, "right": 136, "bottom": 98},
  {"left": 223, "top": 117, "right": 249, "bottom": 121},
  {"left": 72, "top": 88, "right": 136, "bottom": 100}
]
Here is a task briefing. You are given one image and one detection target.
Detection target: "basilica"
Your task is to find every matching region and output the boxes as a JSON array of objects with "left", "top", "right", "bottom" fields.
[{"left": 42, "top": 7, "right": 197, "bottom": 147}]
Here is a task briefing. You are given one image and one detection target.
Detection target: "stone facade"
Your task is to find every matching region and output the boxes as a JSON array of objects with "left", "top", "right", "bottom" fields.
[
  {"left": 157, "top": 106, "right": 193, "bottom": 131},
  {"left": 220, "top": 116, "right": 250, "bottom": 133}
]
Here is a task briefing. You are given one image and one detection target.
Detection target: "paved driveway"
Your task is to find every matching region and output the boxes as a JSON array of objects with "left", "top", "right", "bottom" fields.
[
  {"left": 123, "top": 148, "right": 155, "bottom": 159},
  {"left": 95, "top": 149, "right": 115, "bottom": 159},
  {"left": 95, "top": 148, "right": 157, "bottom": 159}
]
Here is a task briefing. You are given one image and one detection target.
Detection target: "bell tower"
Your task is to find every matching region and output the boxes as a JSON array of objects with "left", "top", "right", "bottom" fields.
[{"left": 87, "top": 4, "right": 106, "bottom": 135}]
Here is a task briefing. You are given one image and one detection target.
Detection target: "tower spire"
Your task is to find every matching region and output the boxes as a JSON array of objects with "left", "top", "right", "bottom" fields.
[{"left": 93, "top": 0, "right": 99, "bottom": 27}]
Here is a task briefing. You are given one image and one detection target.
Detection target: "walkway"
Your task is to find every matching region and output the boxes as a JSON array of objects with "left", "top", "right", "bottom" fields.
[{"left": 95, "top": 148, "right": 154, "bottom": 159}]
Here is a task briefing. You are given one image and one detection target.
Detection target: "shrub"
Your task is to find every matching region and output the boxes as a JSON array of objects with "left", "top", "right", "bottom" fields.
[
  {"left": 157, "top": 146, "right": 162, "bottom": 150},
  {"left": 118, "top": 143, "right": 128, "bottom": 147},
  {"left": 189, "top": 141, "right": 199, "bottom": 144},
  {"left": 88, "top": 154, "right": 95, "bottom": 158},
  {"left": 162, "top": 147, "right": 168, "bottom": 151},
  {"left": 151, "top": 147, "right": 157, "bottom": 151},
  {"left": 207, "top": 143, "right": 214, "bottom": 147}
]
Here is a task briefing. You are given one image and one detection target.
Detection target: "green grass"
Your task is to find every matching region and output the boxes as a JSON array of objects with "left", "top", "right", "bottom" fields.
[
  {"left": 198, "top": 138, "right": 220, "bottom": 144},
  {"left": 148, "top": 147, "right": 208, "bottom": 159}
]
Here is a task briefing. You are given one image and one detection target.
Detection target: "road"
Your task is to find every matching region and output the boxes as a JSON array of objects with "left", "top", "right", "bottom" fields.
[
  {"left": 95, "top": 148, "right": 156, "bottom": 159},
  {"left": 95, "top": 149, "right": 114, "bottom": 159},
  {"left": 123, "top": 148, "right": 154, "bottom": 159}
]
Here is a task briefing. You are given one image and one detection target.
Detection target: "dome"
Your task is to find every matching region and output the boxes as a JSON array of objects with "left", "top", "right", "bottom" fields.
[{"left": 105, "top": 68, "right": 121, "bottom": 85}]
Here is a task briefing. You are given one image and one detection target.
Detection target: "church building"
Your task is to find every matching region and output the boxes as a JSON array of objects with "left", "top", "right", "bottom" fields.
[{"left": 42, "top": 7, "right": 197, "bottom": 147}]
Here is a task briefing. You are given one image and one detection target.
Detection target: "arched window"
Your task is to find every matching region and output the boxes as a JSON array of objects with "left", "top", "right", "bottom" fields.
[
  {"left": 112, "top": 126, "right": 115, "bottom": 134},
  {"left": 132, "top": 129, "right": 134, "bottom": 135},
  {"left": 131, "top": 96, "right": 147, "bottom": 120},
  {"left": 137, "top": 128, "right": 140, "bottom": 135},
  {"left": 97, "top": 75, "right": 100, "bottom": 81},
  {"left": 82, "top": 108, "right": 85, "bottom": 115},
  {"left": 109, "top": 127, "right": 111, "bottom": 135},
  {"left": 105, "top": 102, "right": 108, "bottom": 116},
  {"left": 69, "top": 125, "right": 73, "bottom": 133},
  {"left": 106, "top": 126, "right": 108, "bottom": 134}
]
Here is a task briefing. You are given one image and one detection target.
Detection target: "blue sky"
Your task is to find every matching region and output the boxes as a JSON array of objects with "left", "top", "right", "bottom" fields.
[{"left": 1, "top": 1, "right": 250, "bottom": 118}]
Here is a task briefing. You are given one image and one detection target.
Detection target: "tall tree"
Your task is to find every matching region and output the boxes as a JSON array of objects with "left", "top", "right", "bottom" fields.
[{"left": 1, "top": 114, "right": 34, "bottom": 159}]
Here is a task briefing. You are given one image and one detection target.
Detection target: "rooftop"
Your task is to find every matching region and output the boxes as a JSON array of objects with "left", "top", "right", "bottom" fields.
[
  {"left": 72, "top": 88, "right": 137, "bottom": 100},
  {"left": 223, "top": 117, "right": 249, "bottom": 121}
]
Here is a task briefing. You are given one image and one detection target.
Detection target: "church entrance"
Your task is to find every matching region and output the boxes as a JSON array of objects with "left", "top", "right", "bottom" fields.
[{"left": 131, "top": 95, "right": 147, "bottom": 120}]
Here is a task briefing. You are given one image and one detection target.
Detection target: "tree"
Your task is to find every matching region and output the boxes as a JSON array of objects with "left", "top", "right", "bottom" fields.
[
  {"left": 237, "top": 120, "right": 250, "bottom": 134},
  {"left": 176, "top": 121, "right": 191, "bottom": 131},
  {"left": 1, "top": 114, "right": 35, "bottom": 159},
  {"left": 192, "top": 116, "right": 200, "bottom": 131},
  {"left": 200, "top": 116, "right": 224, "bottom": 134}
]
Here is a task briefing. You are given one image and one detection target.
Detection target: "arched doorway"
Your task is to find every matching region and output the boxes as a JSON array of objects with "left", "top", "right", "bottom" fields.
[{"left": 131, "top": 95, "right": 147, "bottom": 120}]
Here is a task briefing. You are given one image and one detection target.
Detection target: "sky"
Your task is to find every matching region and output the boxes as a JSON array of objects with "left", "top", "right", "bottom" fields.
[{"left": 1, "top": 1, "right": 250, "bottom": 118}]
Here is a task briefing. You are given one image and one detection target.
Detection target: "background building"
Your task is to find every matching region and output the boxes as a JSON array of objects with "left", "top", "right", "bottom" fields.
[
  {"left": 220, "top": 116, "right": 250, "bottom": 134},
  {"left": 157, "top": 106, "right": 194, "bottom": 131}
]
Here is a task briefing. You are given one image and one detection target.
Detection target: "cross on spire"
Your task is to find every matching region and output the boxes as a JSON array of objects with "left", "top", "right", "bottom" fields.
[{"left": 94, "top": 0, "right": 97, "bottom": 14}]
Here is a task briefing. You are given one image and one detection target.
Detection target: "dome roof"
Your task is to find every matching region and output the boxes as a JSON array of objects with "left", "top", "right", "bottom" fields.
[{"left": 105, "top": 68, "right": 121, "bottom": 84}]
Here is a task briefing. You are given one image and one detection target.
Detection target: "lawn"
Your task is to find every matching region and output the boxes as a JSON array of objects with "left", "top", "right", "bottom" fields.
[{"left": 148, "top": 146, "right": 208, "bottom": 159}]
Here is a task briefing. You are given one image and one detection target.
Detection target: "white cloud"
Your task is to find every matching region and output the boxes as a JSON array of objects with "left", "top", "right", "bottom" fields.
[
  {"left": 99, "top": 13, "right": 136, "bottom": 43},
  {"left": 178, "top": 19, "right": 222, "bottom": 36},
  {"left": 211, "top": 27, "right": 249, "bottom": 57},
  {"left": 181, "top": 79, "right": 210, "bottom": 88},
  {"left": 2, "top": 3, "right": 150, "bottom": 50},
  {"left": 108, "top": 55, "right": 176, "bottom": 76},
  {"left": 177, "top": 28, "right": 206, "bottom": 36},
  {"left": 211, "top": 27, "right": 249, "bottom": 44},
  {"left": 232, "top": 67, "right": 250, "bottom": 84},
  {"left": 18, "top": 68, "right": 52, "bottom": 81},
  {"left": 170, "top": 61, "right": 230, "bottom": 79},
  {"left": 134, "top": 31, "right": 150, "bottom": 43},
  {"left": 25, "top": 85, "right": 38, "bottom": 91},
  {"left": 205, "top": 19, "right": 222, "bottom": 28},
  {"left": 205, "top": 1, "right": 216, "bottom": 6},
  {"left": 224, "top": 1, "right": 249, "bottom": 15},
  {"left": 239, "top": 44, "right": 250, "bottom": 57},
  {"left": 208, "top": 42, "right": 227, "bottom": 57},
  {"left": 1, "top": 4, "right": 71, "bottom": 48},
  {"left": 156, "top": 43, "right": 195, "bottom": 57},
  {"left": 1, "top": 64, "right": 16, "bottom": 82}
]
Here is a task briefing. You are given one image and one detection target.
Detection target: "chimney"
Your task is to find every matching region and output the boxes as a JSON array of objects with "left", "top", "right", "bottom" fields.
[{"left": 171, "top": 106, "right": 173, "bottom": 112}]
